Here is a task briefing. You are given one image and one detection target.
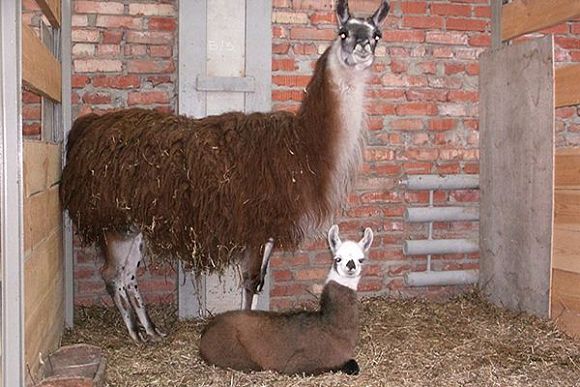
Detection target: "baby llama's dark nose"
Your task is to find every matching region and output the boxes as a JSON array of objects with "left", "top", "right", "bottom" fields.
[{"left": 346, "top": 260, "right": 356, "bottom": 271}]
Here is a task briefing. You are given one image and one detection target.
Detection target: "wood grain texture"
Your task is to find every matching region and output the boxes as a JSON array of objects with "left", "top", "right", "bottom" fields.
[
  {"left": 24, "top": 228, "right": 64, "bottom": 377},
  {"left": 502, "top": 0, "right": 580, "bottom": 41},
  {"left": 551, "top": 269, "right": 580, "bottom": 338},
  {"left": 479, "top": 36, "right": 554, "bottom": 317},
  {"left": 22, "top": 23, "right": 61, "bottom": 102},
  {"left": 35, "top": 0, "right": 61, "bottom": 28},
  {"left": 23, "top": 141, "right": 62, "bottom": 197},
  {"left": 552, "top": 224, "right": 580, "bottom": 273},
  {"left": 555, "top": 64, "right": 580, "bottom": 108},
  {"left": 23, "top": 186, "right": 61, "bottom": 257},
  {"left": 554, "top": 190, "right": 580, "bottom": 225},
  {"left": 555, "top": 148, "right": 580, "bottom": 190}
]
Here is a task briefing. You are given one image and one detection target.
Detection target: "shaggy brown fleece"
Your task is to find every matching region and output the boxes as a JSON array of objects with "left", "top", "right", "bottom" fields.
[{"left": 61, "top": 50, "right": 347, "bottom": 272}]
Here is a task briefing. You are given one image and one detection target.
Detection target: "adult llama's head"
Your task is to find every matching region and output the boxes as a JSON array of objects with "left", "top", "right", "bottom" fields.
[{"left": 334, "top": 0, "right": 390, "bottom": 70}]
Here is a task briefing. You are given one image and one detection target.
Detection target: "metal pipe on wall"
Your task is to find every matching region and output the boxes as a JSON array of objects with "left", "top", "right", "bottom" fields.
[
  {"left": 404, "top": 239, "right": 479, "bottom": 256},
  {"left": 405, "top": 270, "right": 479, "bottom": 287},
  {"left": 404, "top": 206, "right": 479, "bottom": 222},
  {"left": 400, "top": 174, "right": 480, "bottom": 191}
]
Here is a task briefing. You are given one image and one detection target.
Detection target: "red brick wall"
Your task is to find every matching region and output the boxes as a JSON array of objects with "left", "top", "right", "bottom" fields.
[{"left": 68, "top": 0, "right": 580, "bottom": 308}]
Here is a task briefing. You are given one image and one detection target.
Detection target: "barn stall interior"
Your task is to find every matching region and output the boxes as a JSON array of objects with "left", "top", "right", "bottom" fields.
[{"left": 1, "top": 0, "right": 580, "bottom": 386}]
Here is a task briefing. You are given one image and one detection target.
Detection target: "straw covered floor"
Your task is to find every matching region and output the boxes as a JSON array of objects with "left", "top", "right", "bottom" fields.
[{"left": 62, "top": 292, "right": 580, "bottom": 386}]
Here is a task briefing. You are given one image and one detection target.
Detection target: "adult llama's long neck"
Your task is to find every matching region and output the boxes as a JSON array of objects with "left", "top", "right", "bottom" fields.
[{"left": 297, "top": 41, "right": 371, "bottom": 229}]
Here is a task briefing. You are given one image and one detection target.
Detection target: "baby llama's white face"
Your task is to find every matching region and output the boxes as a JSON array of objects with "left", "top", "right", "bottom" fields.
[{"left": 327, "top": 225, "right": 373, "bottom": 290}]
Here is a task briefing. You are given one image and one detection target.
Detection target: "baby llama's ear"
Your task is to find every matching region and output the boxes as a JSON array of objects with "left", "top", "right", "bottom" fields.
[
  {"left": 359, "top": 227, "right": 374, "bottom": 253},
  {"left": 328, "top": 224, "right": 342, "bottom": 255}
]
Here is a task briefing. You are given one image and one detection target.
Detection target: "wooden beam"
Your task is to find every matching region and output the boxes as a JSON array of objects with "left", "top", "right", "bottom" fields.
[
  {"left": 551, "top": 268, "right": 580, "bottom": 338},
  {"left": 23, "top": 141, "right": 62, "bottom": 198},
  {"left": 553, "top": 224, "right": 580, "bottom": 273},
  {"left": 554, "top": 190, "right": 580, "bottom": 226},
  {"left": 502, "top": 0, "right": 580, "bottom": 41},
  {"left": 555, "top": 148, "right": 580, "bottom": 190},
  {"left": 555, "top": 64, "right": 580, "bottom": 108},
  {"left": 22, "top": 23, "right": 61, "bottom": 103},
  {"left": 34, "top": 0, "right": 61, "bottom": 28}
]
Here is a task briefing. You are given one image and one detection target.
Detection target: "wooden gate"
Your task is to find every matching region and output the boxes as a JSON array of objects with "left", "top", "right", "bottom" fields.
[{"left": 177, "top": 0, "right": 272, "bottom": 318}]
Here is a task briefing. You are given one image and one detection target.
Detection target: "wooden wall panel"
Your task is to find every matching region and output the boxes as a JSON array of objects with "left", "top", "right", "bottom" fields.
[
  {"left": 552, "top": 225, "right": 580, "bottom": 273},
  {"left": 554, "top": 190, "right": 580, "bottom": 225},
  {"left": 23, "top": 141, "right": 61, "bottom": 197},
  {"left": 502, "top": 0, "right": 580, "bottom": 41},
  {"left": 22, "top": 23, "right": 61, "bottom": 102},
  {"left": 479, "top": 36, "right": 554, "bottom": 317},
  {"left": 551, "top": 269, "right": 580, "bottom": 338},
  {"left": 23, "top": 140, "right": 64, "bottom": 377},
  {"left": 555, "top": 64, "right": 580, "bottom": 108},
  {"left": 555, "top": 148, "right": 580, "bottom": 190}
]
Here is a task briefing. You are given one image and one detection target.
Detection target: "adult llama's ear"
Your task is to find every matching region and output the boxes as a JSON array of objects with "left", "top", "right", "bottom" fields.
[
  {"left": 359, "top": 227, "right": 374, "bottom": 253},
  {"left": 328, "top": 224, "right": 342, "bottom": 255},
  {"left": 371, "top": 0, "right": 390, "bottom": 26},
  {"left": 336, "top": 0, "right": 350, "bottom": 27}
]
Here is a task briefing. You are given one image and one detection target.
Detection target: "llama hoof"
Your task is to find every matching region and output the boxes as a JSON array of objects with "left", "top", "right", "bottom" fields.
[{"left": 341, "top": 359, "right": 360, "bottom": 375}]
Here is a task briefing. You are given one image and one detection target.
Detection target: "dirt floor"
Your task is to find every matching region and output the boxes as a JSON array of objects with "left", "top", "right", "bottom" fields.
[{"left": 62, "top": 292, "right": 580, "bottom": 387}]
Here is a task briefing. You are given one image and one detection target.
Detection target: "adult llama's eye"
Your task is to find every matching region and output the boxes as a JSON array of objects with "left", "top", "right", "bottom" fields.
[
  {"left": 339, "top": 29, "right": 348, "bottom": 40},
  {"left": 373, "top": 31, "right": 382, "bottom": 41}
]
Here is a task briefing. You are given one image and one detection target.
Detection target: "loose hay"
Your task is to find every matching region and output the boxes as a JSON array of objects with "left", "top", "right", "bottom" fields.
[{"left": 63, "top": 292, "right": 580, "bottom": 387}]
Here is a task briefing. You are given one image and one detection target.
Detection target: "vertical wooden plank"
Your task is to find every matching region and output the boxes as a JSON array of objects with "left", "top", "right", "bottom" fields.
[{"left": 479, "top": 36, "right": 554, "bottom": 317}]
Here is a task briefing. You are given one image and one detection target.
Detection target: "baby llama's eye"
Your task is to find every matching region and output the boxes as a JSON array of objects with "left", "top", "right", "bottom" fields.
[
  {"left": 339, "top": 29, "right": 348, "bottom": 40},
  {"left": 373, "top": 31, "right": 382, "bottom": 41},
  {"left": 335, "top": 257, "right": 342, "bottom": 263},
  {"left": 358, "top": 258, "right": 365, "bottom": 263}
]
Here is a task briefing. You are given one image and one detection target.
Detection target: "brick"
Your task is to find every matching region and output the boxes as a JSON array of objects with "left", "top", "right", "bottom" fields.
[
  {"left": 150, "top": 46, "right": 173, "bottom": 58},
  {"left": 72, "top": 15, "right": 89, "bottom": 27},
  {"left": 75, "top": 1, "right": 124, "bottom": 14},
  {"left": 72, "top": 29, "right": 100, "bottom": 43},
  {"left": 390, "top": 119, "right": 424, "bottom": 131},
  {"left": 446, "top": 18, "right": 488, "bottom": 32},
  {"left": 474, "top": 5, "right": 491, "bottom": 18},
  {"left": 401, "top": 1, "right": 428, "bottom": 14},
  {"left": 96, "top": 44, "right": 121, "bottom": 56},
  {"left": 382, "top": 30, "right": 425, "bottom": 43},
  {"left": 22, "top": 104, "right": 40, "bottom": 120},
  {"left": 149, "top": 17, "right": 176, "bottom": 31},
  {"left": 359, "top": 191, "right": 400, "bottom": 204},
  {"left": 406, "top": 89, "right": 448, "bottom": 102},
  {"left": 273, "top": 75, "right": 311, "bottom": 87},
  {"left": 272, "top": 58, "right": 296, "bottom": 71},
  {"left": 72, "top": 43, "right": 95, "bottom": 56},
  {"left": 381, "top": 74, "right": 428, "bottom": 88},
  {"left": 92, "top": 75, "right": 141, "bottom": 89},
  {"left": 127, "top": 60, "right": 174, "bottom": 73},
  {"left": 273, "top": 11, "right": 309, "bottom": 24},
  {"left": 310, "top": 12, "right": 336, "bottom": 24},
  {"left": 273, "top": 270, "right": 293, "bottom": 282},
  {"left": 290, "top": 27, "right": 336, "bottom": 41},
  {"left": 128, "top": 4, "right": 175, "bottom": 16},
  {"left": 273, "top": 43, "right": 291, "bottom": 54},
  {"left": 102, "top": 31, "right": 124, "bottom": 44},
  {"left": 416, "top": 61, "right": 437, "bottom": 74},
  {"left": 429, "top": 118, "right": 457, "bottom": 131},
  {"left": 294, "top": 268, "right": 328, "bottom": 281},
  {"left": 82, "top": 92, "right": 112, "bottom": 105},
  {"left": 74, "top": 59, "right": 122, "bottom": 73},
  {"left": 468, "top": 33, "right": 490, "bottom": 47},
  {"left": 404, "top": 148, "right": 438, "bottom": 160},
  {"left": 428, "top": 76, "right": 463, "bottom": 89},
  {"left": 448, "top": 90, "right": 478, "bottom": 102},
  {"left": 365, "top": 148, "right": 395, "bottom": 161},
  {"left": 433, "top": 47, "right": 454, "bottom": 58},
  {"left": 403, "top": 16, "right": 444, "bottom": 30},
  {"left": 272, "top": 90, "right": 304, "bottom": 101},
  {"left": 147, "top": 75, "right": 173, "bottom": 86},
  {"left": 292, "top": 0, "right": 334, "bottom": 10},
  {"left": 126, "top": 31, "right": 173, "bottom": 45},
  {"left": 96, "top": 15, "right": 142, "bottom": 29},
  {"left": 426, "top": 31, "right": 468, "bottom": 45},
  {"left": 396, "top": 102, "right": 438, "bottom": 116},
  {"left": 23, "top": 123, "right": 41, "bottom": 137},
  {"left": 366, "top": 103, "right": 396, "bottom": 115},
  {"left": 431, "top": 3, "right": 471, "bottom": 17},
  {"left": 128, "top": 91, "right": 170, "bottom": 105},
  {"left": 125, "top": 44, "right": 147, "bottom": 56},
  {"left": 555, "top": 37, "right": 580, "bottom": 50}
]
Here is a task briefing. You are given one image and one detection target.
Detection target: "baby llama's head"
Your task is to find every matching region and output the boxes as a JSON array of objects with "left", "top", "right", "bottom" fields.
[{"left": 326, "top": 224, "right": 373, "bottom": 290}]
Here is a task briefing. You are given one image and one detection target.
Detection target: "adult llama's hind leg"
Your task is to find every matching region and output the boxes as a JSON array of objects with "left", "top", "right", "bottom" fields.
[{"left": 101, "top": 229, "right": 166, "bottom": 343}]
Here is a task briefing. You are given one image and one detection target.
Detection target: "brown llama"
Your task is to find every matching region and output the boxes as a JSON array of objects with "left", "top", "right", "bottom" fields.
[
  {"left": 60, "top": 0, "right": 390, "bottom": 343},
  {"left": 199, "top": 225, "right": 373, "bottom": 375}
]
